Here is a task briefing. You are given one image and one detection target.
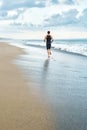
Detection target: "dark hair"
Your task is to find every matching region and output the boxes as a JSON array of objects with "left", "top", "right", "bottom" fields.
[{"left": 47, "top": 31, "right": 50, "bottom": 34}]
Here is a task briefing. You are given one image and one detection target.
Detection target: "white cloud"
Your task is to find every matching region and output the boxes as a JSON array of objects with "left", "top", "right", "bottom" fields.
[
  {"left": 0, "top": 1, "right": 2, "bottom": 7},
  {"left": 58, "top": 0, "right": 73, "bottom": 4},
  {"left": 74, "top": 0, "right": 87, "bottom": 5},
  {"left": 8, "top": 10, "right": 17, "bottom": 17},
  {"left": 12, "top": 8, "right": 44, "bottom": 25},
  {"left": 0, "top": 0, "right": 87, "bottom": 39},
  {"left": 10, "top": 5, "right": 76, "bottom": 26},
  {"left": 44, "top": 9, "right": 78, "bottom": 28},
  {"left": 45, "top": 0, "right": 52, "bottom": 6}
]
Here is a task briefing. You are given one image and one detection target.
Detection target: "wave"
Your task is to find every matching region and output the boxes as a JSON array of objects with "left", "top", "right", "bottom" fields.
[
  {"left": 0, "top": 37, "right": 87, "bottom": 57},
  {"left": 52, "top": 43, "right": 87, "bottom": 57},
  {"left": 25, "top": 40, "right": 87, "bottom": 57}
]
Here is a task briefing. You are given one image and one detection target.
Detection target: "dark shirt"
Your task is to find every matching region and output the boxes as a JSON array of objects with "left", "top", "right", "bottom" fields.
[{"left": 46, "top": 35, "right": 51, "bottom": 43}]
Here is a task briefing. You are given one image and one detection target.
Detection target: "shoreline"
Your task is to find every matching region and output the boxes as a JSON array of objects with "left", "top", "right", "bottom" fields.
[{"left": 0, "top": 42, "right": 54, "bottom": 130}]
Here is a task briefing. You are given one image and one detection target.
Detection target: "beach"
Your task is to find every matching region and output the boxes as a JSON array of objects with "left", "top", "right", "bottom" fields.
[
  {"left": 0, "top": 42, "right": 54, "bottom": 130},
  {"left": 0, "top": 39, "right": 87, "bottom": 130},
  {"left": 15, "top": 40, "right": 87, "bottom": 130}
]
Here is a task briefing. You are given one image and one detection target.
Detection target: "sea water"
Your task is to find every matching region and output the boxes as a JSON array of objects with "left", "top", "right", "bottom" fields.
[{"left": 0, "top": 37, "right": 87, "bottom": 57}]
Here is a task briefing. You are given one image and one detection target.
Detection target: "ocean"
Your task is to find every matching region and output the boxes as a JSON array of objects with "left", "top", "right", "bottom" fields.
[
  {"left": 0, "top": 37, "right": 87, "bottom": 57},
  {"left": 0, "top": 37, "right": 87, "bottom": 130}
]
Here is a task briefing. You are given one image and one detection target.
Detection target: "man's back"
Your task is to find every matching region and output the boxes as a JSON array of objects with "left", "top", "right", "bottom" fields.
[{"left": 46, "top": 35, "right": 52, "bottom": 43}]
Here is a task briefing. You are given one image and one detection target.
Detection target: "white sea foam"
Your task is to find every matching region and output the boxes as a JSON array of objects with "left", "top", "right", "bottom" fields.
[
  {"left": 25, "top": 40, "right": 87, "bottom": 57},
  {"left": 52, "top": 43, "right": 87, "bottom": 56},
  {"left": 0, "top": 38, "right": 87, "bottom": 57}
]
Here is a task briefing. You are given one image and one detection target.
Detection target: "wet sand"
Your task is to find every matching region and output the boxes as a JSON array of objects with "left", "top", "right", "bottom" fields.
[
  {"left": 0, "top": 42, "right": 54, "bottom": 130},
  {"left": 17, "top": 45, "right": 87, "bottom": 130}
]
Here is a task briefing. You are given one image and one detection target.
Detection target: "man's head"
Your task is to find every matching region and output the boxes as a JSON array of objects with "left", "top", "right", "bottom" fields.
[{"left": 47, "top": 31, "right": 50, "bottom": 34}]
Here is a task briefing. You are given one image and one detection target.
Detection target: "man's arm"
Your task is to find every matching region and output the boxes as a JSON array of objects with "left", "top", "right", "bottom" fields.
[
  {"left": 51, "top": 35, "right": 54, "bottom": 43},
  {"left": 44, "top": 35, "right": 47, "bottom": 42}
]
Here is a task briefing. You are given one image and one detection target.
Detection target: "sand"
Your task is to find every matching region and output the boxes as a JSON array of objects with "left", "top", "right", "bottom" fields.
[{"left": 0, "top": 42, "right": 54, "bottom": 130}]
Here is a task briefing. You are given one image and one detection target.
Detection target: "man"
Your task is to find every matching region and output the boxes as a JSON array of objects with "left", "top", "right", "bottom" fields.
[{"left": 44, "top": 31, "right": 54, "bottom": 58}]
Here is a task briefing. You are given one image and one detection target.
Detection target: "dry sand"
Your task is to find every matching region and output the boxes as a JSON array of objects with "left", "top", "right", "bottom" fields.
[{"left": 0, "top": 42, "right": 54, "bottom": 130}]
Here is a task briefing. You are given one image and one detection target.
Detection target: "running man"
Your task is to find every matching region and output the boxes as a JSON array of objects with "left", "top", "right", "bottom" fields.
[{"left": 44, "top": 31, "right": 54, "bottom": 58}]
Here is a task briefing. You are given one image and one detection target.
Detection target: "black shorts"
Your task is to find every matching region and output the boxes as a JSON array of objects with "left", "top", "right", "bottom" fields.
[{"left": 46, "top": 43, "right": 51, "bottom": 50}]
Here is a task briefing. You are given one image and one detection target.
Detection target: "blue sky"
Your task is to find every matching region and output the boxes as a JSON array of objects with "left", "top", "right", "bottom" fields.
[{"left": 0, "top": 0, "right": 87, "bottom": 39}]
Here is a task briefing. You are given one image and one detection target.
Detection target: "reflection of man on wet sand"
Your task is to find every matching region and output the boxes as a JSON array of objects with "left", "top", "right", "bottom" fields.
[
  {"left": 44, "top": 59, "right": 50, "bottom": 72},
  {"left": 44, "top": 31, "right": 54, "bottom": 58},
  {"left": 42, "top": 59, "right": 50, "bottom": 86}
]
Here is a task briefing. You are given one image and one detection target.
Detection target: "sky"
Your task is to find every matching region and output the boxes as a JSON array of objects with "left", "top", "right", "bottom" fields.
[{"left": 0, "top": 0, "right": 87, "bottom": 39}]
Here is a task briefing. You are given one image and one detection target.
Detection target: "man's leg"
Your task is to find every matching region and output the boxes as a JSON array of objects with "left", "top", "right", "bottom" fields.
[
  {"left": 47, "top": 49, "right": 51, "bottom": 58},
  {"left": 47, "top": 44, "right": 51, "bottom": 58},
  {"left": 50, "top": 49, "right": 52, "bottom": 55}
]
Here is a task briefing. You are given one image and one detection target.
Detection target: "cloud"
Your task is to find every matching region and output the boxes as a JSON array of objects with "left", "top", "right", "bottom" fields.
[
  {"left": 58, "top": 0, "right": 74, "bottom": 5},
  {"left": 0, "top": 0, "right": 45, "bottom": 11},
  {"left": 0, "top": 0, "right": 79, "bottom": 13},
  {"left": 51, "top": 0, "right": 58, "bottom": 4},
  {"left": 0, "top": 8, "right": 24, "bottom": 20},
  {"left": 49, "top": 0, "right": 74, "bottom": 5},
  {"left": 43, "top": 8, "right": 87, "bottom": 31},
  {"left": 78, "top": 9, "right": 87, "bottom": 28},
  {"left": 7, "top": 7, "right": 87, "bottom": 32},
  {"left": 0, "top": 0, "right": 87, "bottom": 33},
  {"left": 44, "top": 9, "right": 78, "bottom": 27},
  {"left": 0, "top": 11, "right": 7, "bottom": 19}
]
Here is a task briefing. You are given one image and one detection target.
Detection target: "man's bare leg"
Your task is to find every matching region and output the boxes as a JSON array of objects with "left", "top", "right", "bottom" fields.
[
  {"left": 47, "top": 49, "right": 50, "bottom": 58},
  {"left": 47, "top": 49, "right": 52, "bottom": 58},
  {"left": 50, "top": 50, "right": 52, "bottom": 55}
]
